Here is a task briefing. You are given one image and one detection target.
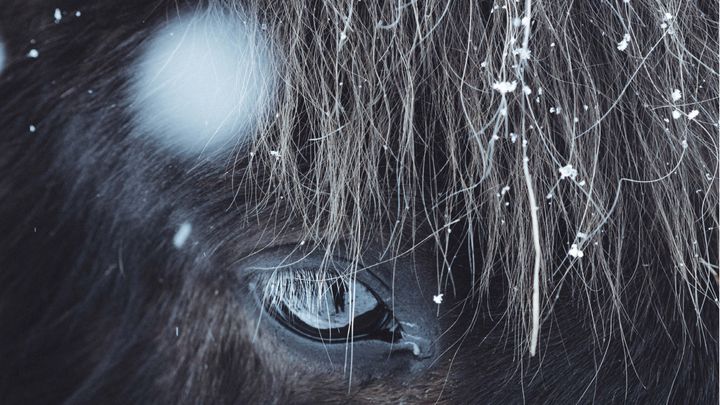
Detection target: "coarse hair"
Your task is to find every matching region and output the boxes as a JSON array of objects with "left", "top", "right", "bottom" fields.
[{"left": 235, "top": 0, "right": 719, "bottom": 356}]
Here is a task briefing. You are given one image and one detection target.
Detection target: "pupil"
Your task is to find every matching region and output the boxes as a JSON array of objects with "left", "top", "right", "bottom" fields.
[{"left": 330, "top": 281, "right": 346, "bottom": 314}]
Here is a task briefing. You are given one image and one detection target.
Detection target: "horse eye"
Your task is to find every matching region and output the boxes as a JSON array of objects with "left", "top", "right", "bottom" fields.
[{"left": 261, "top": 269, "right": 402, "bottom": 343}]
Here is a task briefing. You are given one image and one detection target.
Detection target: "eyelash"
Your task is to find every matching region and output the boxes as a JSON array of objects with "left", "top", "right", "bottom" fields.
[{"left": 261, "top": 267, "right": 342, "bottom": 310}]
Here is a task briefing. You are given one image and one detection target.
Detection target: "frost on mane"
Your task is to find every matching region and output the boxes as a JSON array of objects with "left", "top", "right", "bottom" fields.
[
  {"left": 558, "top": 164, "right": 578, "bottom": 180},
  {"left": 492, "top": 80, "right": 518, "bottom": 94}
]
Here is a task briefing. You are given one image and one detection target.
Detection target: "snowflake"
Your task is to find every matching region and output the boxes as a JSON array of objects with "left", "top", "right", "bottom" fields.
[
  {"left": 513, "top": 47, "right": 531, "bottom": 60},
  {"left": 559, "top": 164, "right": 578, "bottom": 180},
  {"left": 617, "top": 34, "right": 631, "bottom": 51},
  {"left": 492, "top": 80, "right": 518, "bottom": 94},
  {"left": 568, "top": 244, "right": 584, "bottom": 258},
  {"left": 173, "top": 222, "right": 192, "bottom": 249}
]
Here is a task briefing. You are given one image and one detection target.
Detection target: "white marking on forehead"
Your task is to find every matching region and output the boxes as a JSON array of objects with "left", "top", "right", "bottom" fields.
[{"left": 133, "top": 12, "right": 275, "bottom": 156}]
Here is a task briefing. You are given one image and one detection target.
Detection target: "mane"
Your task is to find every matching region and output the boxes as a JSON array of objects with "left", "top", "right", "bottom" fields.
[{"left": 237, "top": 0, "right": 719, "bottom": 355}]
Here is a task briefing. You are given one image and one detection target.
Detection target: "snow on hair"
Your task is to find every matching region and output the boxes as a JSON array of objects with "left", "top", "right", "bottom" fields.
[{"left": 229, "top": 0, "right": 717, "bottom": 355}]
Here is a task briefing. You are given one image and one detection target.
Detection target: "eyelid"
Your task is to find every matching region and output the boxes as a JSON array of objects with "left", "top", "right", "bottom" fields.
[
  {"left": 239, "top": 245, "right": 396, "bottom": 319},
  {"left": 238, "top": 244, "right": 388, "bottom": 287},
  {"left": 238, "top": 243, "right": 352, "bottom": 273}
]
